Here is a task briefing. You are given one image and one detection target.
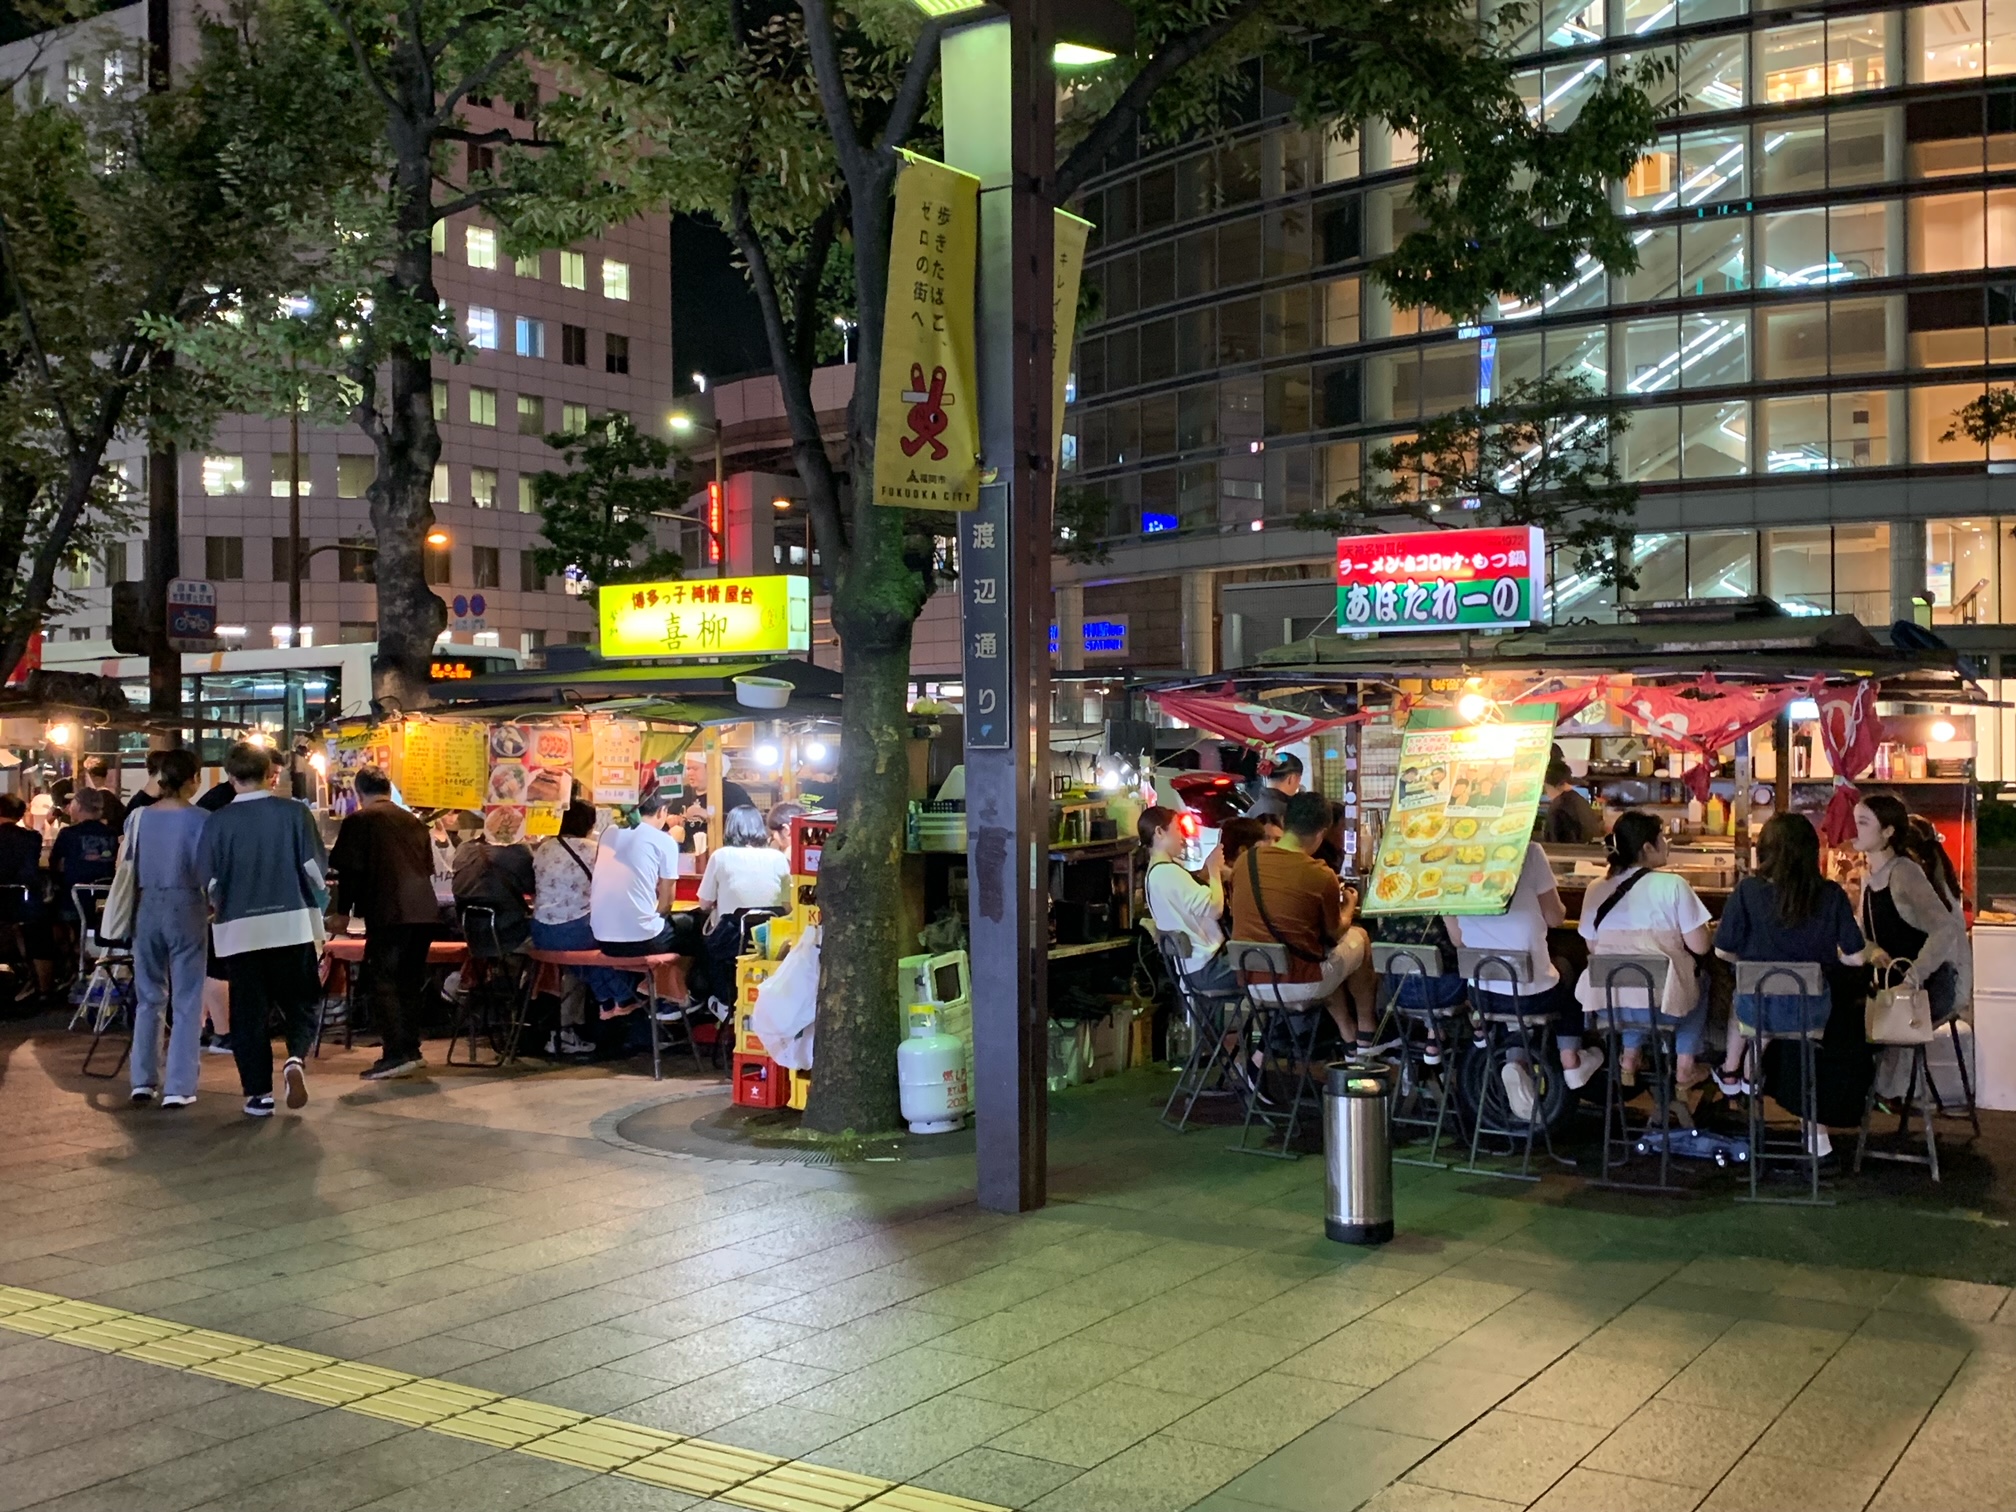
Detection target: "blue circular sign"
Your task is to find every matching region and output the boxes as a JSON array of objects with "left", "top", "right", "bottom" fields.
[
  {"left": 452, "top": 595, "right": 469, "bottom": 617},
  {"left": 470, "top": 594, "right": 487, "bottom": 618}
]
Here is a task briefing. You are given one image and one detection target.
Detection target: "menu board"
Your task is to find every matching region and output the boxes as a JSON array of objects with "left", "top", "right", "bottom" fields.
[
  {"left": 400, "top": 720, "right": 488, "bottom": 811},
  {"left": 484, "top": 723, "right": 575, "bottom": 844},
  {"left": 592, "top": 720, "right": 643, "bottom": 805},
  {"left": 1364, "top": 707, "right": 1555, "bottom": 917}
]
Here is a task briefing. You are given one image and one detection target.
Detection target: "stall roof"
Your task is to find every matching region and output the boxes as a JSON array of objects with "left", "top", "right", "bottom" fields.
[{"left": 438, "top": 656, "right": 842, "bottom": 709}]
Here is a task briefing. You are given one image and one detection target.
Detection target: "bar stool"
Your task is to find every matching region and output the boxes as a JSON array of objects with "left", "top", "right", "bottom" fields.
[
  {"left": 1586, "top": 953, "right": 1685, "bottom": 1194},
  {"left": 1454, "top": 949, "right": 1567, "bottom": 1182},
  {"left": 1925, "top": 1012, "right": 1982, "bottom": 1138},
  {"left": 1228, "top": 940, "right": 1327, "bottom": 1159},
  {"left": 1855, "top": 999, "right": 1945, "bottom": 1183},
  {"left": 449, "top": 907, "right": 528, "bottom": 1067},
  {"left": 1156, "top": 932, "right": 1248, "bottom": 1133},
  {"left": 1372, "top": 942, "right": 1467, "bottom": 1169},
  {"left": 1731, "top": 960, "right": 1832, "bottom": 1207},
  {"left": 70, "top": 883, "right": 133, "bottom": 1079}
]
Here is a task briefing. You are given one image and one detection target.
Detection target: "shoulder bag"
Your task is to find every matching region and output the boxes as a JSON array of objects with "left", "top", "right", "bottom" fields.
[
  {"left": 101, "top": 809, "right": 140, "bottom": 943},
  {"left": 1244, "top": 846, "right": 1333, "bottom": 965},
  {"left": 1865, "top": 958, "right": 1933, "bottom": 1044},
  {"left": 1589, "top": 866, "right": 1651, "bottom": 936}
]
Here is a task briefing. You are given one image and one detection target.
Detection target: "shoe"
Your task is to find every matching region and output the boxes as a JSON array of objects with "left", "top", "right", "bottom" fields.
[
  {"left": 1803, "top": 1123, "right": 1834, "bottom": 1158},
  {"left": 653, "top": 1003, "right": 687, "bottom": 1023},
  {"left": 129, "top": 1086, "right": 157, "bottom": 1106},
  {"left": 204, "top": 1035, "right": 235, "bottom": 1056},
  {"left": 360, "top": 1056, "right": 423, "bottom": 1081},
  {"left": 282, "top": 1057, "right": 308, "bottom": 1109},
  {"left": 1501, "top": 1061, "right": 1538, "bottom": 1122},
  {"left": 558, "top": 1028, "right": 596, "bottom": 1056},
  {"left": 1355, "top": 1032, "right": 1402, "bottom": 1058},
  {"left": 1563, "top": 1047, "right": 1606, "bottom": 1091},
  {"left": 160, "top": 1094, "right": 195, "bottom": 1108},
  {"left": 1712, "top": 1068, "right": 1753, "bottom": 1098},
  {"left": 244, "top": 1094, "right": 275, "bottom": 1117},
  {"left": 1421, "top": 1040, "right": 1443, "bottom": 1067}
]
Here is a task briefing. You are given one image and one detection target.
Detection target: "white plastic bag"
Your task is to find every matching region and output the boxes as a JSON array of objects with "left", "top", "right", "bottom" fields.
[{"left": 748, "top": 926, "right": 819, "bottom": 1070}]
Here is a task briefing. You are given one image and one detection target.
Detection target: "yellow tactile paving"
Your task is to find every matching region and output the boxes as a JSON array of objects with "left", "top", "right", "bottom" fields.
[{"left": 0, "top": 1288, "right": 1014, "bottom": 1512}]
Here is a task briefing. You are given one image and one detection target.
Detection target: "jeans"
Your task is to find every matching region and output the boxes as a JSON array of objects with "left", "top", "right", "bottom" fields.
[
  {"left": 1475, "top": 978, "right": 1585, "bottom": 1058},
  {"left": 530, "top": 917, "right": 637, "bottom": 1007},
  {"left": 225, "top": 942, "right": 321, "bottom": 1097},
  {"left": 131, "top": 890, "right": 206, "bottom": 1097},
  {"left": 364, "top": 922, "right": 435, "bottom": 1063},
  {"left": 1180, "top": 953, "right": 1238, "bottom": 997}
]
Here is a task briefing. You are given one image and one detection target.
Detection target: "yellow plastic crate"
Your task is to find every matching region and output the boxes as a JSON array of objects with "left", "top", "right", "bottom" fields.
[{"left": 786, "top": 1068, "right": 811, "bottom": 1110}]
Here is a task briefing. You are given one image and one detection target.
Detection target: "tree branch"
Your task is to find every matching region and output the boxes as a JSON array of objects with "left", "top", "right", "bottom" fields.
[
  {"left": 0, "top": 206, "right": 82, "bottom": 455},
  {"left": 875, "top": 19, "right": 944, "bottom": 154},
  {"left": 435, "top": 124, "right": 545, "bottom": 147},
  {"left": 1052, "top": 0, "right": 1269, "bottom": 204},
  {"left": 789, "top": 197, "right": 843, "bottom": 378},
  {"left": 313, "top": 0, "right": 402, "bottom": 119},
  {"left": 438, "top": 41, "right": 525, "bottom": 121},
  {"left": 798, "top": 0, "right": 871, "bottom": 194}
]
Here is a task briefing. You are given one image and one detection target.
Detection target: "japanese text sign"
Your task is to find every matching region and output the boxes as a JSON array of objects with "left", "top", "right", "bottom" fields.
[
  {"left": 599, "top": 575, "right": 810, "bottom": 659},
  {"left": 874, "top": 152, "right": 981, "bottom": 511},
  {"left": 1336, "top": 527, "right": 1546, "bottom": 635},
  {"left": 400, "top": 719, "right": 488, "bottom": 812}
]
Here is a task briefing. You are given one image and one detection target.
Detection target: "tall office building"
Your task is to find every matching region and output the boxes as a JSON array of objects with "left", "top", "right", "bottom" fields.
[
  {"left": 2, "top": 1, "right": 671, "bottom": 665},
  {"left": 1059, "top": 0, "right": 2016, "bottom": 738}
]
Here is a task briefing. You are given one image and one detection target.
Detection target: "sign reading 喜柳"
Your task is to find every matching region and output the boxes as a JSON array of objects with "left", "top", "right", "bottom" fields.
[
  {"left": 599, "top": 575, "right": 811, "bottom": 659},
  {"left": 1336, "top": 527, "right": 1545, "bottom": 634}
]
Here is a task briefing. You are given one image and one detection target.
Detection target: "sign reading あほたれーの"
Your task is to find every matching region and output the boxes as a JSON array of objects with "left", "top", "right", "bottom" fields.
[{"left": 1336, "top": 527, "right": 1545, "bottom": 634}]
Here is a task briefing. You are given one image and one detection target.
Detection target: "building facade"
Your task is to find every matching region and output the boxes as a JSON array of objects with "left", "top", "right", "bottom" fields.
[
  {"left": 3, "top": 0, "right": 673, "bottom": 666},
  {"left": 1058, "top": 0, "right": 2016, "bottom": 729}
]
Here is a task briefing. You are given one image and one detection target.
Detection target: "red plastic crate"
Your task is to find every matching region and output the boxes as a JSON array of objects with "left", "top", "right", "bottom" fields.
[{"left": 732, "top": 1052, "right": 788, "bottom": 1109}]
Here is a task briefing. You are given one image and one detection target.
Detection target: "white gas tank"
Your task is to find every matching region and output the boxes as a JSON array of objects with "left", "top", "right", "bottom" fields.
[{"left": 897, "top": 1014, "right": 970, "bottom": 1134}]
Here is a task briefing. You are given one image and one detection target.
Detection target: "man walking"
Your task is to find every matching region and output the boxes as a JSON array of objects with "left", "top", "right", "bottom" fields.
[
  {"left": 197, "top": 742, "right": 329, "bottom": 1117},
  {"left": 328, "top": 765, "right": 438, "bottom": 1081}
]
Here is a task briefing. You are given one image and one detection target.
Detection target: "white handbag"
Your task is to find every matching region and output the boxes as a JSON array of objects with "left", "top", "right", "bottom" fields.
[
  {"left": 1865, "top": 959, "right": 1934, "bottom": 1046},
  {"left": 100, "top": 809, "right": 140, "bottom": 943}
]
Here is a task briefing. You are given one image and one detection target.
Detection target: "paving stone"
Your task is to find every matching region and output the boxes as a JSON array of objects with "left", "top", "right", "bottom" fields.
[{"left": 1403, "top": 1410, "right": 1607, "bottom": 1504}]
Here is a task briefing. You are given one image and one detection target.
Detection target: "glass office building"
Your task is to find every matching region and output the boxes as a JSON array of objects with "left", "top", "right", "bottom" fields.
[{"left": 1063, "top": 0, "right": 2016, "bottom": 669}]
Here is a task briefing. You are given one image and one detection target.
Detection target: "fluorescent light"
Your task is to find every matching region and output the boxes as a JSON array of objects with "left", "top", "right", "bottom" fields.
[
  {"left": 909, "top": 0, "right": 989, "bottom": 14},
  {"left": 1054, "top": 42, "right": 1115, "bottom": 65}
]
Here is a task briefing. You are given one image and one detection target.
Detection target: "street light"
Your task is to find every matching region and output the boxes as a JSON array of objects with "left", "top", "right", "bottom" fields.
[
  {"left": 667, "top": 407, "right": 725, "bottom": 570},
  {"left": 426, "top": 528, "right": 450, "bottom": 547}
]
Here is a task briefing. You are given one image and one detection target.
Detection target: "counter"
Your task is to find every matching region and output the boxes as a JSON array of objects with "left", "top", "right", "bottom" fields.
[{"left": 1969, "top": 925, "right": 2016, "bottom": 1112}]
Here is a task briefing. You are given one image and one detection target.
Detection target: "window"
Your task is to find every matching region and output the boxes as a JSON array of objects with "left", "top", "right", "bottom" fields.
[
  {"left": 432, "top": 221, "right": 446, "bottom": 254},
  {"left": 1760, "top": 303, "right": 1828, "bottom": 379},
  {"left": 471, "top": 545, "right": 500, "bottom": 588},
  {"left": 201, "top": 455, "right": 245, "bottom": 495},
  {"left": 205, "top": 536, "right": 244, "bottom": 580},
  {"left": 1321, "top": 277, "right": 1360, "bottom": 347},
  {"left": 469, "top": 386, "right": 497, "bottom": 426},
  {"left": 604, "top": 333, "right": 630, "bottom": 374},
  {"left": 516, "top": 394, "right": 546, "bottom": 435},
  {"left": 338, "top": 538, "right": 375, "bottom": 584},
  {"left": 560, "top": 250, "right": 586, "bottom": 289},
  {"left": 64, "top": 57, "right": 88, "bottom": 101},
  {"left": 518, "top": 475, "right": 538, "bottom": 513},
  {"left": 424, "top": 540, "right": 452, "bottom": 585},
  {"left": 471, "top": 466, "right": 498, "bottom": 509},
  {"left": 465, "top": 226, "right": 497, "bottom": 270},
  {"left": 1910, "top": 0, "right": 2016, "bottom": 81},
  {"left": 467, "top": 143, "right": 493, "bottom": 177},
  {"left": 561, "top": 324, "right": 587, "bottom": 366},
  {"left": 338, "top": 456, "right": 373, "bottom": 498},
  {"left": 339, "top": 620, "right": 374, "bottom": 643},
  {"left": 270, "top": 537, "right": 299, "bottom": 582},
  {"left": 520, "top": 629, "right": 545, "bottom": 654},
  {"left": 514, "top": 251, "right": 541, "bottom": 278},
  {"left": 1929, "top": 518, "right": 2001, "bottom": 623},
  {"left": 519, "top": 552, "right": 545, "bottom": 591},
  {"left": 472, "top": 630, "right": 501, "bottom": 648},
  {"left": 269, "top": 454, "right": 310, "bottom": 497},
  {"left": 67, "top": 627, "right": 91, "bottom": 642},
  {"left": 430, "top": 463, "right": 451, "bottom": 504},
  {"left": 515, "top": 316, "right": 545, "bottom": 358},
  {"left": 433, "top": 380, "right": 449, "bottom": 421},
  {"left": 64, "top": 555, "right": 95, "bottom": 590},
  {"left": 102, "top": 542, "right": 128, "bottom": 583},
  {"left": 562, "top": 402, "right": 588, "bottom": 433},
  {"left": 602, "top": 258, "right": 631, "bottom": 300},
  {"left": 466, "top": 306, "right": 498, "bottom": 350}
]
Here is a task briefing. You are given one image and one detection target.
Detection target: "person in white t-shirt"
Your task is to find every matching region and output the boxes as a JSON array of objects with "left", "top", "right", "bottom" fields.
[
  {"left": 697, "top": 806, "right": 793, "bottom": 926},
  {"left": 1139, "top": 806, "right": 1235, "bottom": 995},
  {"left": 590, "top": 794, "right": 688, "bottom": 960},
  {"left": 1575, "top": 810, "right": 1713, "bottom": 1088},
  {"left": 1445, "top": 841, "right": 1604, "bottom": 1120}
]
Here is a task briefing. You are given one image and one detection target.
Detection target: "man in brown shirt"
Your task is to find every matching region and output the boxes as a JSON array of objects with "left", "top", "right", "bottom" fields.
[{"left": 1228, "top": 790, "right": 1379, "bottom": 1049}]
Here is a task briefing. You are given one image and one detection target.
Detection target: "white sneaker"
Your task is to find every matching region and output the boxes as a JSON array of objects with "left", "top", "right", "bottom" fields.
[
  {"left": 129, "top": 1086, "right": 157, "bottom": 1106},
  {"left": 1563, "top": 1047, "right": 1605, "bottom": 1091},
  {"left": 160, "top": 1094, "right": 195, "bottom": 1108},
  {"left": 1804, "top": 1122, "right": 1833, "bottom": 1158},
  {"left": 282, "top": 1057, "right": 308, "bottom": 1110},
  {"left": 1501, "top": 1061, "right": 1538, "bottom": 1122},
  {"left": 558, "top": 1028, "right": 596, "bottom": 1056}
]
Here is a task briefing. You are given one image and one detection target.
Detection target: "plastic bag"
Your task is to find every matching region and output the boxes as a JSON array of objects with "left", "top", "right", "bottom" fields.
[{"left": 749, "top": 926, "right": 819, "bottom": 1070}]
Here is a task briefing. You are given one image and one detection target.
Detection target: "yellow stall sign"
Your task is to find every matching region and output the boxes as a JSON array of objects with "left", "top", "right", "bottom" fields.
[
  {"left": 399, "top": 720, "right": 488, "bottom": 812},
  {"left": 599, "top": 575, "right": 811, "bottom": 659}
]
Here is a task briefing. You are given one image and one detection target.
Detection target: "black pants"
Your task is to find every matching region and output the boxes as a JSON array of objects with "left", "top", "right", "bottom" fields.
[
  {"left": 365, "top": 923, "right": 435, "bottom": 1062},
  {"left": 226, "top": 943, "right": 320, "bottom": 1096}
]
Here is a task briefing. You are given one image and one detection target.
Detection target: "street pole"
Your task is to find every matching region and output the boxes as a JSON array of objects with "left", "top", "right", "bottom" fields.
[
  {"left": 143, "top": 0, "right": 179, "bottom": 747},
  {"left": 945, "top": 0, "right": 1055, "bottom": 1214},
  {"left": 288, "top": 354, "right": 302, "bottom": 642}
]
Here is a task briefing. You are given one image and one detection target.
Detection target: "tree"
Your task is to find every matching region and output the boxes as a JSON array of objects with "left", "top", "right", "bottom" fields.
[
  {"left": 526, "top": 0, "right": 1664, "bottom": 1134},
  {"left": 0, "top": 2, "right": 374, "bottom": 683},
  {"left": 1946, "top": 388, "right": 2016, "bottom": 452},
  {"left": 528, "top": 414, "right": 684, "bottom": 591},
  {"left": 1296, "top": 373, "right": 1641, "bottom": 590}
]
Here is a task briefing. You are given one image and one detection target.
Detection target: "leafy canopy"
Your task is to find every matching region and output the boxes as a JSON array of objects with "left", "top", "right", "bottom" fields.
[{"left": 528, "top": 413, "right": 685, "bottom": 590}]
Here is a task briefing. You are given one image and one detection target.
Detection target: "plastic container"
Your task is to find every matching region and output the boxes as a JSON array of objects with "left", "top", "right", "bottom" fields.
[
  {"left": 897, "top": 1013, "right": 970, "bottom": 1133},
  {"left": 787, "top": 1068, "right": 812, "bottom": 1111},
  {"left": 732, "top": 1052, "right": 788, "bottom": 1109}
]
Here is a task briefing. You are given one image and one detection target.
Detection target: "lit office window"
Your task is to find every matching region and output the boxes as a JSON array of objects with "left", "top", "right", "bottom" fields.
[
  {"left": 469, "top": 386, "right": 497, "bottom": 426},
  {"left": 602, "top": 258, "right": 631, "bottom": 300},
  {"left": 201, "top": 455, "right": 245, "bottom": 495},
  {"left": 471, "top": 466, "right": 498, "bottom": 509},
  {"left": 560, "top": 251, "right": 585, "bottom": 289},
  {"left": 465, "top": 226, "right": 497, "bottom": 270},
  {"left": 515, "top": 316, "right": 545, "bottom": 358},
  {"left": 466, "top": 305, "right": 498, "bottom": 350}
]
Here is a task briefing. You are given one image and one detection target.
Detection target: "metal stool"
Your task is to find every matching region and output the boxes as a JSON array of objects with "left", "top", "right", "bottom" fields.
[
  {"left": 1454, "top": 949, "right": 1568, "bottom": 1182},
  {"left": 1925, "top": 1013, "right": 1981, "bottom": 1138},
  {"left": 69, "top": 884, "right": 133, "bottom": 1079},
  {"left": 1156, "top": 932, "right": 1248, "bottom": 1132},
  {"left": 1732, "top": 961, "right": 1832, "bottom": 1207},
  {"left": 1372, "top": 942, "right": 1467, "bottom": 1169},
  {"left": 448, "top": 907, "right": 527, "bottom": 1067},
  {"left": 1587, "top": 954, "right": 1686, "bottom": 1194},
  {"left": 1855, "top": 1040, "right": 1945, "bottom": 1183},
  {"left": 1229, "top": 940, "right": 1327, "bottom": 1159}
]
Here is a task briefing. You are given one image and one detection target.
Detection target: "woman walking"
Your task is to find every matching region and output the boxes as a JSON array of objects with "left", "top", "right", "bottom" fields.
[{"left": 127, "top": 750, "right": 211, "bottom": 1108}]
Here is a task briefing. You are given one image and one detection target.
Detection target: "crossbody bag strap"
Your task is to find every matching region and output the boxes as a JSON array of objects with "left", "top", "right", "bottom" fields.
[
  {"left": 1591, "top": 866, "right": 1651, "bottom": 934},
  {"left": 1245, "top": 846, "right": 1330, "bottom": 965},
  {"left": 560, "top": 838, "right": 595, "bottom": 884}
]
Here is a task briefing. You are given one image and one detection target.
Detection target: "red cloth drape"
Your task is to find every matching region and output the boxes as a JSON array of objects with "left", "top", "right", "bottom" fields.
[
  {"left": 1618, "top": 680, "right": 1806, "bottom": 803},
  {"left": 1149, "top": 689, "right": 1360, "bottom": 749},
  {"left": 1813, "top": 680, "right": 1881, "bottom": 845}
]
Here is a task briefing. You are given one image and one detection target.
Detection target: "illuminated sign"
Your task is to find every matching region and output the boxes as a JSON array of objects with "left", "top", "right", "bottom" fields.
[
  {"left": 1336, "top": 526, "right": 1545, "bottom": 635},
  {"left": 1142, "top": 512, "right": 1178, "bottom": 534},
  {"left": 1048, "top": 615, "right": 1129, "bottom": 659},
  {"left": 600, "top": 575, "right": 811, "bottom": 659},
  {"left": 705, "top": 480, "right": 724, "bottom": 565}
]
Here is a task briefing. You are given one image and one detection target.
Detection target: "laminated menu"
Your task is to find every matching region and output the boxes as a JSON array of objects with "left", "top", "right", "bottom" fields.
[{"left": 1365, "top": 706, "right": 1556, "bottom": 917}]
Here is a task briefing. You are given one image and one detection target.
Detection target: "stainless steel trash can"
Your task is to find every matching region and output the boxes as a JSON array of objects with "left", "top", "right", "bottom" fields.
[{"left": 1324, "top": 1061, "right": 1395, "bottom": 1245}]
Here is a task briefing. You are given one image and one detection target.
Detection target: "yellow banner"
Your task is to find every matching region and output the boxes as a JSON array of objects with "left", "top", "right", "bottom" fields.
[
  {"left": 1052, "top": 209, "right": 1091, "bottom": 474},
  {"left": 399, "top": 720, "right": 487, "bottom": 811},
  {"left": 875, "top": 153, "right": 981, "bottom": 511},
  {"left": 599, "top": 575, "right": 811, "bottom": 659}
]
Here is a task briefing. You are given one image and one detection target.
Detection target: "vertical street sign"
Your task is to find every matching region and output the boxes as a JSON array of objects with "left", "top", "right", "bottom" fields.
[{"left": 960, "top": 483, "right": 1011, "bottom": 748}]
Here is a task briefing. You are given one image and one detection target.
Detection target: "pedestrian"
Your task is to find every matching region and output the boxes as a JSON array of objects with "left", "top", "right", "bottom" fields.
[
  {"left": 196, "top": 741, "right": 329, "bottom": 1117},
  {"left": 327, "top": 765, "right": 439, "bottom": 1081},
  {"left": 124, "top": 750, "right": 168, "bottom": 813},
  {"left": 80, "top": 755, "right": 126, "bottom": 832},
  {"left": 125, "top": 749, "right": 209, "bottom": 1108}
]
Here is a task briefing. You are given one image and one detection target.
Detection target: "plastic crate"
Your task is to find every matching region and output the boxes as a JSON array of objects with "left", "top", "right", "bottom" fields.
[
  {"left": 734, "top": 1005, "right": 767, "bottom": 1056},
  {"left": 786, "top": 1068, "right": 811, "bottom": 1111},
  {"left": 732, "top": 1053, "right": 788, "bottom": 1109}
]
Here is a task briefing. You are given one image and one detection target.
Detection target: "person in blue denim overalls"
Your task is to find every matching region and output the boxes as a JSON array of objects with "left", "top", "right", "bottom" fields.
[{"left": 126, "top": 749, "right": 211, "bottom": 1108}]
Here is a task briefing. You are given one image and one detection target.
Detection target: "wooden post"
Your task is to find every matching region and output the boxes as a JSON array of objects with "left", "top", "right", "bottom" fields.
[{"left": 704, "top": 727, "right": 724, "bottom": 854}]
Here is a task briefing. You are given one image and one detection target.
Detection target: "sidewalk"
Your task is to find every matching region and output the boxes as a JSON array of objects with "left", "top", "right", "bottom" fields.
[{"left": 1, "top": 1020, "right": 2012, "bottom": 1512}]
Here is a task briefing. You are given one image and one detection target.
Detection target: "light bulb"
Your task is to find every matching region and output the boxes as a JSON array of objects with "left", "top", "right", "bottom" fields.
[
  {"left": 804, "top": 740, "right": 829, "bottom": 762},
  {"left": 754, "top": 743, "right": 779, "bottom": 768},
  {"left": 1457, "top": 692, "right": 1491, "bottom": 724},
  {"left": 1931, "top": 720, "right": 1956, "bottom": 743}
]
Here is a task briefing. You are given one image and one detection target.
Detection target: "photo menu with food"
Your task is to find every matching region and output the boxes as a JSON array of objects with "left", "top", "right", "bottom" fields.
[{"left": 1365, "top": 706, "right": 1557, "bottom": 917}]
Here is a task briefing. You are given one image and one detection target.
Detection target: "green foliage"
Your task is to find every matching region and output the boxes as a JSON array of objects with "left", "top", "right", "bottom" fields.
[
  {"left": 1054, "top": 483, "right": 1114, "bottom": 566},
  {"left": 1295, "top": 373, "right": 1640, "bottom": 588},
  {"left": 1946, "top": 387, "right": 2016, "bottom": 447},
  {"left": 528, "top": 414, "right": 684, "bottom": 590}
]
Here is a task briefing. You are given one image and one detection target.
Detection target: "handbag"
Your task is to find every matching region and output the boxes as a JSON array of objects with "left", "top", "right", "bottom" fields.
[
  {"left": 100, "top": 809, "right": 140, "bottom": 944},
  {"left": 1865, "top": 958, "right": 1934, "bottom": 1045}
]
